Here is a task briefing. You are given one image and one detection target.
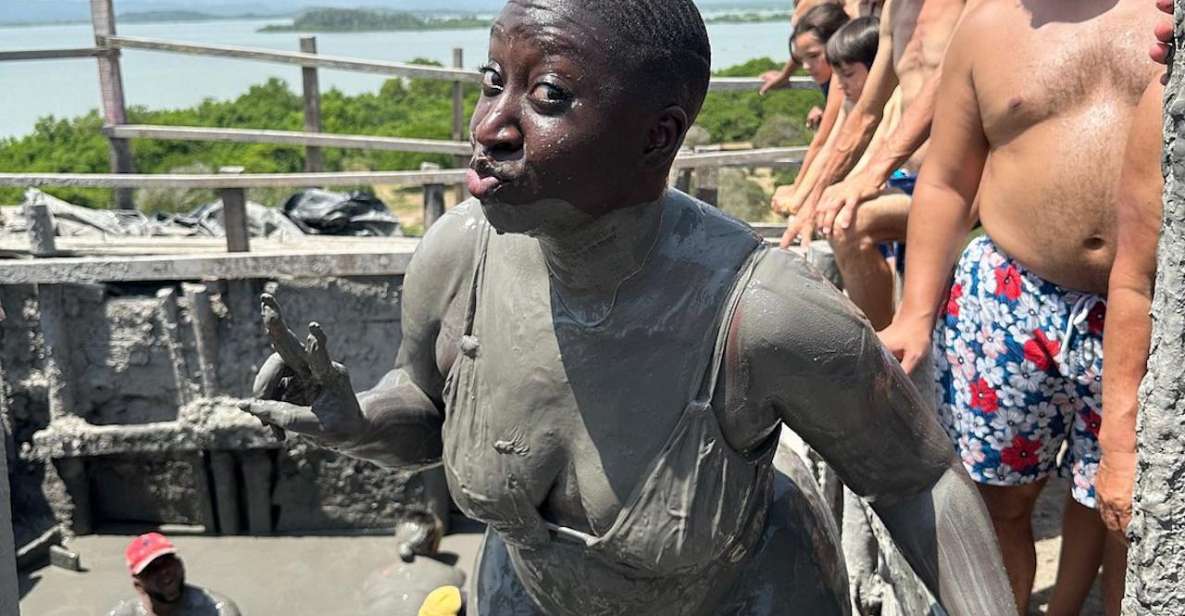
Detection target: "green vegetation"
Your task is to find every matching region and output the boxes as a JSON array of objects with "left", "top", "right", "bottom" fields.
[
  {"left": 259, "top": 9, "right": 490, "bottom": 33},
  {"left": 0, "top": 57, "right": 822, "bottom": 210}
]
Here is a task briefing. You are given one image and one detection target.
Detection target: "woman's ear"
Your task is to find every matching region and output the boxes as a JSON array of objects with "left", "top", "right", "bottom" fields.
[{"left": 644, "top": 105, "right": 690, "bottom": 169}]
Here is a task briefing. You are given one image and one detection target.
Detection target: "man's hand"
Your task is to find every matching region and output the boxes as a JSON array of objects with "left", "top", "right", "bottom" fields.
[
  {"left": 238, "top": 294, "right": 368, "bottom": 447},
  {"left": 814, "top": 171, "right": 886, "bottom": 237},
  {"left": 760, "top": 70, "right": 788, "bottom": 96},
  {"left": 1153, "top": 0, "right": 1172, "bottom": 81},
  {"left": 771, "top": 183, "right": 802, "bottom": 217},
  {"left": 779, "top": 200, "right": 818, "bottom": 249},
  {"left": 806, "top": 106, "right": 825, "bottom": 130},
  {"left": 1097, "top": 451, "right": 1136, "bottom": 537},
  {"left": 877, "top": 312, "right": 934, "bottom": 374}
]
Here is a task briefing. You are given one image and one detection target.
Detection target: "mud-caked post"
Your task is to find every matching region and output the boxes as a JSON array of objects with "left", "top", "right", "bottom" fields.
[
  {"left": 0, "top": 421, "right": 18, "bottom": 616},
  {"left": 23, "top": 201, "right": 57, "bottom": 258},
  {"left": 90, "top": 0, "right": 136, "bottom": 210},
  {"left": 1126, "top": 4, "right": 1185, "bottom": 613},
  {"left": 301, "top": 36, "right": 324, "bottom": 174}
]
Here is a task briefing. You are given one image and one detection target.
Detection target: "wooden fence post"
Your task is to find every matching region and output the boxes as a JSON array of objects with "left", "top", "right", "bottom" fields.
[
  {"left": 300, "top": 36, "right": 324, "bottom": 173},
  {"left": 218, "top": 167, "right": 250, "bottom": 253},
  {"left": 422, "top": 162, "right": 446, "bottom": 231},
  {"left": 452, "top": 48, "right": 469, "bottom": 203},
  {"left": 90, "top": 0, "right": 136, "bottom": 210}
]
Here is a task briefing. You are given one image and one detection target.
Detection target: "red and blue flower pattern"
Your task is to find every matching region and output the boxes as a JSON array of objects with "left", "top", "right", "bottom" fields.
[{"left": 931, "top": 236, "right": 1106, "bottom": 508}]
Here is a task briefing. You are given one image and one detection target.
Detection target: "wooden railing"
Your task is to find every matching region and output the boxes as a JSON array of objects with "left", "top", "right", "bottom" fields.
[{"left": 0, "top": 0, "right": 813, "bottom": 255}]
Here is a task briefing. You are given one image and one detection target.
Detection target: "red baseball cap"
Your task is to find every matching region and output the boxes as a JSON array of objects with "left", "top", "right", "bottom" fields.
[{"left": 125, "top": 533, "right": 177, "bottom": 576}]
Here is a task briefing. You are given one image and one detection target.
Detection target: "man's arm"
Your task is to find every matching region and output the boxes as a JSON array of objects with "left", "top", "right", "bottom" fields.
[
  {"left": 735, "top": 250, "right": 1016, "bottom": 616},
  {"left": 781, "top": 4, "right": 898, "bottom": 246},
  {"left": 774, "top": 90, "right": 846, "bottom": 215},
  {"left": 878, "top": 15, "right": 987, "bottom": 373},
  {"left": 1098, "top": 79, "right": 1164, "bottom": 535},
  {"left": 760, "top": 58, "right": 803, "bottom": 95},
  {"left": 815, "top": 73, "right": 939, "bottom": 233}
]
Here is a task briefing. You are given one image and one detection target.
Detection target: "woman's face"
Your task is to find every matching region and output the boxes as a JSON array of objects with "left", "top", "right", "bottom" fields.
[
  {"left": 793, "top": 32, "right": 833, "bottom": 86},
  {"left": 834, "top": 61, "right": 870, "bottom": 103},
  {"left": 466, "top": 0, "right": 655, "bottom": 237}
]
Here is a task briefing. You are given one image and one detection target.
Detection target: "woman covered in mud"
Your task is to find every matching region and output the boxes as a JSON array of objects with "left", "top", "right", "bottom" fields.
[{"left": 239, "top": 1, "right": 1015, "bottom": 614}]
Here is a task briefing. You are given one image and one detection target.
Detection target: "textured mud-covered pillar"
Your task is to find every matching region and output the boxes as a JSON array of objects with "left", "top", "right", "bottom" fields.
[
  {"left": 0, "top": 419, "right": 19, "bottom": 615},
  {"left": 1126, "top": 5, "right": 1185, "bottom": 613}
]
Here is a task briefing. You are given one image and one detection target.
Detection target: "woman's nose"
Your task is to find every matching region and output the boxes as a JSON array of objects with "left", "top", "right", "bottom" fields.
[{"left": 471, "top": 98, "right": 524, "bottom": 156}]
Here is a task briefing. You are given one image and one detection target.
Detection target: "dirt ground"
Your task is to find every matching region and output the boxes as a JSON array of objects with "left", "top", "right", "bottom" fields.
[{"left": 18, "top": 478, "right": 1102, "bottom": 616}]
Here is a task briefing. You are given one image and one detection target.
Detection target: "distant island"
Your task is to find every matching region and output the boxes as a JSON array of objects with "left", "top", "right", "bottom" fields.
[
  {"left": 705, "top": 11, "right": 791, "bottom": 24},
  {"left": 257, "top": 7, "right": 790, "bottom": 33},
  {"left": 258, "top": 9, "right": 491, "bottom": 32},
  {"left": 118, "top": 10, "right": 289, "bottom": 24}
]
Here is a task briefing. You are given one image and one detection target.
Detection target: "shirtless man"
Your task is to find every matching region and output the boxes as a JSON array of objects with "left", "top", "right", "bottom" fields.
[{"left": 878, "top": 1, "right": 1160, "bottom": 614}]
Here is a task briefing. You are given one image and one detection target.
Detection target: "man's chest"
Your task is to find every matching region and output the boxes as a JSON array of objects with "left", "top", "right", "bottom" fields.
[{"left": 974, "top": 5, "right": 1155, "bottom": 141}]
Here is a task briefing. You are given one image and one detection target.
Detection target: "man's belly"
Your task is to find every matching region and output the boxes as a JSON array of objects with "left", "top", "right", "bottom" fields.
[{"left": 977, "top": 159, "right": 1117, "bottom": 294}]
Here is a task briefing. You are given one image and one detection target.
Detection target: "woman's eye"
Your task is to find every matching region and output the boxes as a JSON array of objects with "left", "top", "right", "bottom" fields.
[
  {"left": 530, "top": 83, "right": 570, "bottom": 106},
  {"left": 481, "top": 68, "right": 504, "bottom": 95}
]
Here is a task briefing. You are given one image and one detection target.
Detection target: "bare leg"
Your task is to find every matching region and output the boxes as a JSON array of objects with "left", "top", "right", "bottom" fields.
[
  {"left": 1046, "top": 495, "right": 1106, "bottom": 615},
  {"left": 1101, "top": 531, "right": 1127, "bottom": 616},
  {"left": 828, "top": 194, "right": 910, "bottom": 330},
  {"left": 977, "top": 480, "right": 1047, "bottom": 616}
]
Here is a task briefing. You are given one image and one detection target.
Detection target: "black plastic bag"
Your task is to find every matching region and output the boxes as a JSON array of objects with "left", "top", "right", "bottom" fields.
[{"left": 281, "top": 189, "right": 402, "bottom": 237}]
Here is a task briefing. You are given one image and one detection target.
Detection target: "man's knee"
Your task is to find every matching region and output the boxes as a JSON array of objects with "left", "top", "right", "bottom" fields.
[
  {"left": 977, "top": 481, "right": 1046, "bottom": 524},
  {"left": 829, "top": 225, "right": 880, "bottom": 254}
]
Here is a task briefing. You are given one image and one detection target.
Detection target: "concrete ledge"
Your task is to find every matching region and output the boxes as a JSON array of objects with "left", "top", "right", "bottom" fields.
[
  {"left": 0, "top": 248, "right": 416, "bottom": 284},
  {"left": 28, "top": 399, "right": 278, "bottom": 461}
]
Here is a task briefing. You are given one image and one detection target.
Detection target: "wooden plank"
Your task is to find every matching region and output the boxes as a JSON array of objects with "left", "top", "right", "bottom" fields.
[
  {"left": 708, "top": 76, "right": 816, "bottom": 92},
  {"left": 107, "top": 124, "right": 472, "bottom": 155},
  {"left": 671, "top": 146, "right": 806, "bottom": 169},
  {"left": 104, "top": 35, "right": 800, "bottom": 92},
  {"left": 90, "top": 0, "right": 136, "bottom": 210},
  {"left": 300, "top": 37, "right": 324, "bottom": 173},
  {"left": 0, "top": 236, "right": 414, "bottom": 257},
  {"left": 452, "top": 48, "right": 470, "bottom": 202},
  {"left": 106, "top": 35, "right": 483, "bottom": 82},
  {"left": 421, "top": 163, "right": 446, "bottom": 230},
  {"left": 0, "top": 48, "right": 102, "bottom": 62},
  {"left": 0, "top": 148, "right": 798, "bottom": 191},
  {"left": 0, "top": 249, "right": 418, "bottom": 285},
  {"left": 0, "top": 169, "right": 469, "bottom": 189}
]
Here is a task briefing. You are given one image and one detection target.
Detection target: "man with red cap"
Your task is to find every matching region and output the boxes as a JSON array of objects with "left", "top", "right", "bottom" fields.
[{"left": 108, "top": 533, "right": 240, "bottom": 616}]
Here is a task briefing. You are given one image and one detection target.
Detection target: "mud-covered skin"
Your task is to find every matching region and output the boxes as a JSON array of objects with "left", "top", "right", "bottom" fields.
[
  {"left": 245, "top": 195, "right": 1015, "bottom": 616},
  {"left": 239, "top": 0, "right": 1014, "bottom": 613}
]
